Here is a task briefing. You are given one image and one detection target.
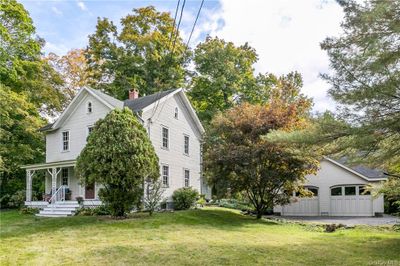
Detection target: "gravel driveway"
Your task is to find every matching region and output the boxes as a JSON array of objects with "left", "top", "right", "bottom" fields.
[{"left": 270, "top": 215, "right": 400, "bottom": 226}]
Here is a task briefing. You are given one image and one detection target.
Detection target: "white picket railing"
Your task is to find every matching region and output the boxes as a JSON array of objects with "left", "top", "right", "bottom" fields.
[{"left": 49, "top": 185, "right": 66, "bottom": 204}]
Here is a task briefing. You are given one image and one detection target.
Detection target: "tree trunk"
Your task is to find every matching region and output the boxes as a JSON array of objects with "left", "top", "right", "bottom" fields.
[{"left": 256, "top": 211, "right": 263, "bottom": 219}]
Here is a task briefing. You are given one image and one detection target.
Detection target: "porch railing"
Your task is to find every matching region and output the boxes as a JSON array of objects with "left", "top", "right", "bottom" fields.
[{"left": 49, "top": 185, "right": 66, "bottom": 204}]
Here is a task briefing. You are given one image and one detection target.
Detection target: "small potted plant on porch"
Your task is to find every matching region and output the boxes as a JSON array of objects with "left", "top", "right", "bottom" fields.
[{"left": 65, "top": 188, "right": 72, "bottom": 200}]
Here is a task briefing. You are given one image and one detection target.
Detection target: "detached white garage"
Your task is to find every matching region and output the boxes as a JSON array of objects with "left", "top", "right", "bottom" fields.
[{"left": 274, "top": 158, "right": 386, "bottom": 217}]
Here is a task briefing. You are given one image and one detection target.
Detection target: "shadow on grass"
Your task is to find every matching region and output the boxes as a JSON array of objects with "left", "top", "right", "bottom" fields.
[{"left": 0, "top": 208, "right": 274, "bottom": 239}]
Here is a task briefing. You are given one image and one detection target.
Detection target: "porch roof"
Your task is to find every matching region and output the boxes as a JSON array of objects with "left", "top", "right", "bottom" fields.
[{"left": 21, "top": 160, "right": 76, "bottom": 170}]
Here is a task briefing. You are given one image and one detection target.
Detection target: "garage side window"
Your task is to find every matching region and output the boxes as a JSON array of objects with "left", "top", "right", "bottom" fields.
[
  {"left": 331, "top": 187, "right": 342, "bottom": 196},
  {"left": 359, "top": 186, "right": 371, "bottom": 195},
  {"left": 308, "top": 187, "right": 318, "bottom": 196},
  {"left": 345, "top": 186, "right": 356, "bottom": 196}
]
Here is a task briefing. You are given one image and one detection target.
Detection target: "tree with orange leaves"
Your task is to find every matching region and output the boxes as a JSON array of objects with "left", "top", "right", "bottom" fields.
[{"left": 204, "top": 84, "right": 318, "bottom": 219}]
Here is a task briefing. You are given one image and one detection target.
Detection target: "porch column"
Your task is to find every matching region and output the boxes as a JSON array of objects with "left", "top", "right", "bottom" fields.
[
  {"left": 26, "top": 170, "right": 34, "bottom": 202},
  {"left": 47, "top": 167, "right": 60, "bottom": 195}
]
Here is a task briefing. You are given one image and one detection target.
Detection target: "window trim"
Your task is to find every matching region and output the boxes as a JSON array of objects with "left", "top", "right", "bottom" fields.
[
  {"left": 183, "top": 134, "right": 190, "bottom": 156},
  {"left": 184, "top": 168, "right": 190, "bottom": 187},
  {"left": 161, "top": 164, "right": 169, "bottom": 188},
  {"left": 87, "top": 101, "right": 93, "bottom": 114},
  {"left": 161, "top": 126, "right": 169, "bottom": 150},
  {"left": 61, "top": 130, "right": 70, "bottom": 152}
]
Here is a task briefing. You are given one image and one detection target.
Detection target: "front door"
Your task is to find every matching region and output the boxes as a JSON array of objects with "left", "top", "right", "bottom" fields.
[{"left": 85, "top": 183, "right": 95, "bottom": 199}]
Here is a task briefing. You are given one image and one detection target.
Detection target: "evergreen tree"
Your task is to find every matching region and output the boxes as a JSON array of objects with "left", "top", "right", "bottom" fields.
[{"left": 76, "top": 108, "right": 160, "bottom": 217}]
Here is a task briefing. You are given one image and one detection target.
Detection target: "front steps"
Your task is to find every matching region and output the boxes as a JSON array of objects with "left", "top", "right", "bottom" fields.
[{"left": 36, "top": 201, "right": 80, "bottom": 217}]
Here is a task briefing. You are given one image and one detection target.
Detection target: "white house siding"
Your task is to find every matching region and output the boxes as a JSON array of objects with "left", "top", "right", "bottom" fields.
[
  {"left": 46, "top": 92, "right": 111, "bottom": 163},
  {"left": 274, "top": 160, "right": 384, "bottom": 216},
  {"left": 142, "top": 93, "right": 202, "bottom": 202}
]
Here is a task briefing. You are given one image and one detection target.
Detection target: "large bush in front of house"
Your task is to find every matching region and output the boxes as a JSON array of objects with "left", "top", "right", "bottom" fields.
[
  {"left": 172, "top": 187, "right": 199, "bottom": 210},
  {"left": 76, "top": 108, "right": 160, "bottom": 217}
]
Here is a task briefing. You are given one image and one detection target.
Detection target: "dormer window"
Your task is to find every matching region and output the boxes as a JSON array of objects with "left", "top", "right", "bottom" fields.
[
  {"left": 87, "top": 101, "right": 92, "bottom": 113},
  {"left": 174, "top": 107, "right": 178, "bottom": 119}
]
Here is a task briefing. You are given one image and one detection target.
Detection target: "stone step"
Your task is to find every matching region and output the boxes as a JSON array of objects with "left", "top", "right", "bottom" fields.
[
  {"left": 42, "top": 207, "right": 77, "bottom": 212},
  {"left": 54, "top": 201, "right": 79, "bottom": 204},
  {"left": 47, "top": 204, "right": 80, "bottom": 208},
  {"left": 39, "top": 210, "right": 74, "bottom": 215},
  {"left": 36, "top": 213, "right": 70, "bottom": 217}
]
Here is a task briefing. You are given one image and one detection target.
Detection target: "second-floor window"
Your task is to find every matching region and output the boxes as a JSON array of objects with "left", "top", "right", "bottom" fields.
[
  {"left": 88, "top": 126, "right": 94, "bottom": 135},
  {"left": 184, "top": 169, "right": 190, "bottom": 187},
  {"left": 162, "top": 165, "right": 169, "bottom": 187},
  {"left": 184, "top": 135, "right": 189, "bottom": 155},
  {"left": 62, "top": 131, "right": 69, "bottom": 151},
  {"left": 162, "top": 127, "right": 169, "bottom": 149},
  {"left": 61, "top": 168, "right": 69, "bottom": 186}
]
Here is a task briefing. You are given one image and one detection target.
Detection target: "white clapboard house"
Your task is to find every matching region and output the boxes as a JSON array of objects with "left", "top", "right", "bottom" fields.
[{"left": 22, "top": 88, "right": 210, "bottom": 216}]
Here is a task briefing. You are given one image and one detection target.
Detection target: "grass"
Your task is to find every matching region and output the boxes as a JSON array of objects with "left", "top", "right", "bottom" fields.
[{"left": 1, "top": 207, "right": 399, "bottom": 265}]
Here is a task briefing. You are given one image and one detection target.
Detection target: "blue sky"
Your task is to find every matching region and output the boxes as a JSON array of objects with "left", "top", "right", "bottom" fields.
[{"left": 20, "top": 0, "right": 345, "bottom": 112}]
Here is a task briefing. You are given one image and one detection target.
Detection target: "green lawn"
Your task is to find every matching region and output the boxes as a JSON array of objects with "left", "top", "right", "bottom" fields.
[{"left": 1, "top": 207, "right": 399, "bottom": 265}]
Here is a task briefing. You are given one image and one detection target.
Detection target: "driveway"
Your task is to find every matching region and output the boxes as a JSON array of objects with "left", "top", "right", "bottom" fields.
[{"left": 269, "top": 215, "right": 400, "bottom": 226}]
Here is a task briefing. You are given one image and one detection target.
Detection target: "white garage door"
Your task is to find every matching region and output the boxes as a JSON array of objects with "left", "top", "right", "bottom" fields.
[
  {"left": 330, "top": 185, "right": 373, "bottom": 216},
  {"left": 282, "top": 187, "right": 319, "bottom": 216},
  {"left": 282, "top": 197, "right": 319, "bottom": 216}
]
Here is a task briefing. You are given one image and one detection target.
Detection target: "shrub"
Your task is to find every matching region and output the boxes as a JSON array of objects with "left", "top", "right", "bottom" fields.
[
  {"left": 217, "top": 198, "right": 253, "bottom": 212},
  {"left": 8, "top": 190, "right": 26, "bottom": 209},
  {"left": 75, "top": 205, "right": 111, "bottom": 216},
  {"left": 19, "top": 207, "right": 39, "bottom": 215},
  {"left": 197, "top": 196, "right": 206, "bottom": 207},
  {"left": 172, "top": 187, "right": 199, "bottom": 210}
]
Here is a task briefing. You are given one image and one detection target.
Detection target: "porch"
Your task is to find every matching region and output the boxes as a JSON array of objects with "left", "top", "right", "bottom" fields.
[{"left": 21, "top": 160, "right": 102, "bottom": 208}]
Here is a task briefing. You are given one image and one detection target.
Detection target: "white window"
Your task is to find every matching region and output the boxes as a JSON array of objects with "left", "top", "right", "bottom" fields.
[
  {"left": 162, "top": 127, "right": 169, "bottom": 149},
  {"left": 88, "top": 126, "right": 94, "bottom": 135},
  {"left": 174, "top": 107, "right": 179, "bottom": 119},
  {"left": 87, "top": 101, "right": 92, "bottom": 113},
  {"left": 184, "top": 135, "right": 189, "bottom": 155},
  {"left": 162, "top": 165, "right": 169, "bottom": 187},
  {"left": 62, "top": 131, "right": 69, "bottom": 151},
  {"left": 184, "top": 169, "right": 190, "bottom": 187},
  {"left": 61, "top": 168, "right": 69, "bottom": 186}
]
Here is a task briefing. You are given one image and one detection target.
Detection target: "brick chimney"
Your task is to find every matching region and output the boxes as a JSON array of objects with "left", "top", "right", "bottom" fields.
[{"left": 128, "top": 89, "right": 139, "bottom": 100}]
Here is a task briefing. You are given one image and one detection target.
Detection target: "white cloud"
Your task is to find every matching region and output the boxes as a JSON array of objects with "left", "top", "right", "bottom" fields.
[
  {"left": 44, "top": 42, "right": 69, "bottom": 56},
  {"left": 51, "top": 6, "right": 62, "bottom": 16},
  {"left": 77, "top": 1, "right": 87, "bottom": 11},
  {"left": 202, "top": 0, "right": 344, "bottom": 113}
]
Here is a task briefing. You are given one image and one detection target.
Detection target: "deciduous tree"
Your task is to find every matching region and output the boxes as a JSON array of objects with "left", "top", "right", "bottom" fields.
[
  {"left": 86, "top": 6, "right": 189, "bottom": 100},
  {"left": 46, "top": 49, "right": 91, "bottom": 104},
  {"left": 0, "top": 0, "right": 64, "bottom": 116},
  {"left": 189, "top": 37, "right": 258, "bottom": 124},
  {"left": 205, "top": 88, "right": 317, "bottom": 218}
]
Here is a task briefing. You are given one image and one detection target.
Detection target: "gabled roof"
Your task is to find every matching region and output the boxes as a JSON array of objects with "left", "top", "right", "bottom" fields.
[
  {"left": 40, "top": 87, "right": 123, "bottom": 132},
  {"left": 87, "top": 87, "right": 124, "bottom": 109},
  {"left": 324, "top": 157, "right": 387, "bottom": 182},
  {"left": 40, "top": 88, "right": 205, "bottom": 136},
  {"left": 123, "top": 89, "right": 176, "bottom": 112}
]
